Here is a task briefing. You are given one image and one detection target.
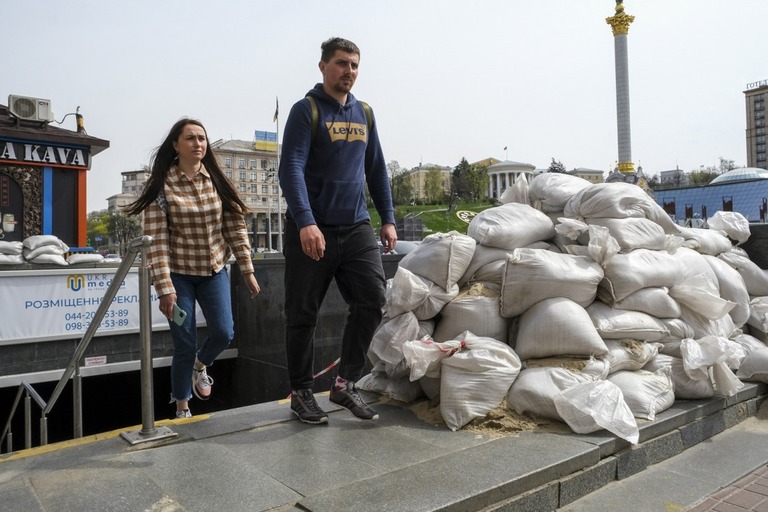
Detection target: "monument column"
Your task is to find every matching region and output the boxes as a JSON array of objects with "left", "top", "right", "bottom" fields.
[{"left": 606, "top": 0, "right": 635, "bottom": 175}]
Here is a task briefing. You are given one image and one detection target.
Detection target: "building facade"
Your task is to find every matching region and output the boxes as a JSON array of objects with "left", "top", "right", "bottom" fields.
[
  {"left": 406, "top": 163, "right": 452, "bottom": 202},
  {"left": 210, "top": 138, "right": 283, "bottom": 250},
  {"left": 745, "top": 79, "right": 768, "bottom": 170},
  {"left": 107, "top": 168, "right": 150, "bottom": 214}
]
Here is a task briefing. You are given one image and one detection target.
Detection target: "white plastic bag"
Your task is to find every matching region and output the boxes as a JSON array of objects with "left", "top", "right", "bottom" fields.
[{"left": 553, "top": 380, "right": 639, "bottom": 444}]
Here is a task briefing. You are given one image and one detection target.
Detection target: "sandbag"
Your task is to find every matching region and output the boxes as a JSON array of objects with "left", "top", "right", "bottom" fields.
[
  {"left": 736, "top": 349, "right": 768, "bottom": 384},
  {"left": 708, "top": 211, "right": 751, "bottom": 245},
  {"left": 600, "top": 249, "right": 686, "bottom": 302},
  {"left": 597, "top": 286, "right": 681, "bottom": 319},
  {"left": 719, "top": 250, "right": 768, "bottom": 296},
  {"left": 432, "top": 285, "right": 508, "bottom": 343},
  {"left": 528, "top": 172, "right": 592, "bottom": 213},
  {"left": 369, "top": 312, "right": 422, "bottom": 367},
  {"left": 513, "top": 297, "right": 608, "bottom": 360},
  {"left": 467, "top": 203, "right": 555, "bottom": 250},
  {"left": 507, "top": 366, "right": 596, "bottom": 420},
  {"left": 563, "top": 182, "right": 680, "bottom": 234},
  {"left": 399, "top": 231, "right": 476, "bottom": 291},
  {"left": 385, "top": 267, "right": 430, "bottom": 317},
  {"left": 357, "top": 362, "right": 425, "bottom": 403},
  {"left": 586, "top": 217, "right": 667, "bottom": 253},
  {"left": 500, "top": 248, "right": 603, "bottom": 317},
  {"left": 402, "top": 337, "right": 464, "bottom": 381},
  {"left": 440, "top": 332, "right": 522, "bottom": 431},
  {"left": 703, "top": 255, "right": 750, "bottom": 327},
  {"left": 412, "top": 279, "right": 459, "bottom": 320},
  {"left": 676, "top": 226, "right": 733, "bottom": 256},
  {"left": 586, "top": 301, "right": 670, "bottom": 342},
  {"left": 606, "top": 369, "right": 675, "bottom": 421},
  {"left": 603, "top": 339, "right": 662, "bottom": 373},
  {"left": 643, "top": 354, "right": 715, "bottom": 399}
]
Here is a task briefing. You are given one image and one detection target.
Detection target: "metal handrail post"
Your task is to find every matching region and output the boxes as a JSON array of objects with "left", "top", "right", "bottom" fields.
[
  {"left": 24, "top": 394, "right": 31, "bottom": 449},
  {"left": 120, "top": 237, "right": 177, "bottom": 445},
  {"left": 138, "top": 243, "right": 156, "bottom": 435},
  {"left": 73, "top": 366, "right": 83, "bottom": 438},
  {"left": 40, "top": 415, "right": 47, "bottom": 446}
]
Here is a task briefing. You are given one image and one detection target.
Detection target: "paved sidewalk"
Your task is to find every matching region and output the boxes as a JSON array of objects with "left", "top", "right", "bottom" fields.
[
  {"left": 687, "top": 465, "right": 768, "bottom": 512},
  {"left": 1, "top": 384, "right": 767, "bottom": 512}
]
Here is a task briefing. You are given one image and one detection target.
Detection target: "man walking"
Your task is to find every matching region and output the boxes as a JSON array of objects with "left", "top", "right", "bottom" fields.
[{"left": 278, "top": 37, "right": 397, "bottom": 424}]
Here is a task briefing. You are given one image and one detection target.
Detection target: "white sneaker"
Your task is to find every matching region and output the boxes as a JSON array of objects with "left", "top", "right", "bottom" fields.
[
  {"left": 192, "top": 367, "right": 213, "bottom": 400},
  {"left": 175, "top": 409, "right": 192, "bottom": 419}
]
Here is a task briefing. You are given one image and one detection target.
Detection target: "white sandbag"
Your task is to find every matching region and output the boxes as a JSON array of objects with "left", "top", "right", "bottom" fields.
[
  {"left": 29, "top": 253, "right": 68, "bottom": 266},
  {"left": 730, "top": 332, "right": 768, "bottom": 354},
  {"left": 586, "top": 301, "right": 669, "bottom": 342},
  {"left": 398, "top": 231, "right": 476, "bottom": 291},
  {"left": 679, "top": 305, "right": 740, "bottom": 339},
  {"left": 467, "top": 203, "right": 556, "bottom": 250},
  {"left": 432, "top": 285, "right": 508, "bottom": 343},
  {"left": 385, "top": 267, "right": 430, "bottom": 317},
  {"left": 402, "top": 337, "right": 464, "bottom": 381},
  {"left": 708, "top": 211, "right": 750, "bottom": 245},
  {"left": 412, "top": 280, "right": 459, "bottom": 320},
  {"left": 606, "top": 369, "right": 675, "bottom": 421},
  {"left": 0, "top": 241, "right": 23, "bottom": 255},
  {"left": 736, "top": 349, "right": 768, "bottom": 384},
  {"left": 597, "top": 286, "right": 681, "bottom": 319},
  {"left": 669, "top": 283, "right": 735, "bottom": 321},
  {"left": 24, "top": 244, "right": 67, "bottom": 260},
  {"left": 600, "top": 249, "right": 686, "bottom": 302},
  {"left": 499, "top": 173, "right": 529, "bottom": 205},
  {"left": 748, "top": 297, "right": 768, "bottom": 333},
  {"left": 673, "top": 247, "right": 721, "bottom": 295},
  {"left": 703, "top": 255, "right": 750, "bottom": 327},
  {"left": 587, "top": 217, "right": 667, "bottom": 253},
  {"left": 440, "top": 332, "right": 522, "bottom": 431},
  {"left": 643, "top": 354, "right": 715, "bottom": 399},
  {"left": 659, "top": 318, "right": 696, "bottom": 343},
  {"left": 523, "top": 356, "right": 610, "bottom": 380},
  {"left": 514, "top": 298, "right": 608, "bottom": 360},
  {"left": 23, "top": 235, "right": 69, "bottom": 252},
  {"left": 500, "top": 248, "right": 603, "bottom": 317},
  {"left": 563, "top": 182, "right": 680, "bottom": 234},
  {"left": 0, "top": 254, "right": 24, "bottom": 265},
  {"left": 507, "top": 366, "right": 596, "bottom": 420},
  {"left": 528, "top": 172, "right": 592, "bottom": 213},
  {"left": 677, "top": 226, "right": 733, "bottom": 256},
  {"left": 603, "top": 340, "right": 662, "bottom": 373},
  {"left": 369, "top": 312, "right": 421, "bottom": 367},
  {"left": 680, "top": 337, "right": 744, "bottom": 396},
  {"left": 553, "top": 380, "right": 639, "bottom": 444},
  {"left": 718, "top": 250, "right": 768, "bottom": 296},
  {"left": 459, "top": 245, "right": 511, "bottom": 287},
  {"left": 67, "top": 253, "right": 105, "bottom": 264},
  {"left": 357, "top": 362, "right": 425, "bottom": 403}
]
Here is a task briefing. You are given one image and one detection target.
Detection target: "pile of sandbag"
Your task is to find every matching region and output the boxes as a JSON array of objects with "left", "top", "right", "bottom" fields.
[
  {"left": 361, "top": 174, "right": 768, "bottom": 444},
  {"left": 22, "top": 235, "right": 70, "bottom": 265}
]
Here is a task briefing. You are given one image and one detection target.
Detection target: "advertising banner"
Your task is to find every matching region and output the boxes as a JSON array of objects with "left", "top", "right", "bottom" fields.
[{"left": 0, "top": 268, "right": 205, "bottom": 345}]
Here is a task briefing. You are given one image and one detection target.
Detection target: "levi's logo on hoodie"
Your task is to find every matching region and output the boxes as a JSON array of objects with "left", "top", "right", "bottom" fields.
[{"left": 325, "top": 122, "right": 367, "bottom": 143}]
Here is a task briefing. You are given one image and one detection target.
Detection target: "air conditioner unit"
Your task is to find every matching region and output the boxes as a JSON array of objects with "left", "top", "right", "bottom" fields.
[{"left": 8, "top": 95, "right": 54, "bottom": 123}]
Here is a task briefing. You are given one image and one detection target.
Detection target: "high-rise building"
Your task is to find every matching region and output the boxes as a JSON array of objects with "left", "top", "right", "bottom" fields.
[{"left": 745, "top": 79, "right": 768, "bottom": 170}]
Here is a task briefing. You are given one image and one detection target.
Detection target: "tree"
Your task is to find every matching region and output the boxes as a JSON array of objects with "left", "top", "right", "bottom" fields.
[
  {"left": 424, "top": 168, "right": 443, "bottom": 204},
  {"left": 108, "top": 211, "right": 142, "bottom": 256},
  {"left": 451, "top": 158, "right": 473, "bottom": 201},
  {"left": 465, "top": 162, "right": 489, "bottom": 201},
  {"left": 388, "top": 160, "right": 413, "bottom": 205},
  {"left": 548, "top": 158, "right": 567, "bottom": 173},
  {"left": 87, "top": 210, "right": 111, "bottom": 250}
]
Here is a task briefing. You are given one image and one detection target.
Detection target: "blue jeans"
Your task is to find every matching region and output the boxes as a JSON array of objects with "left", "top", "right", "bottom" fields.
[
  {"left": 283, "top": 220, "right": 386, "bottom": 390},
  {"left": 168, "top": 268, "right": 234, "bottom": 402}
]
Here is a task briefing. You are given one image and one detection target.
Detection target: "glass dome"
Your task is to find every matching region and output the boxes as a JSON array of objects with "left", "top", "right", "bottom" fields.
[{"left": 710, "top": 167, "right": 768, "bottom": 184}]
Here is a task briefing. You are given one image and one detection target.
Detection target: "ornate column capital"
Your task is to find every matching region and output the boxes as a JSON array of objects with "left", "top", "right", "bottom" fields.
[{"left": 606, "top": 1, "right": 634, "bottom": 36}]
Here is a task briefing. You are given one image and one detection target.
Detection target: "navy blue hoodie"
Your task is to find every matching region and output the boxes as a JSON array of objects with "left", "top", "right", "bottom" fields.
[{"left": 278, "top": 84, "right": 395, "bottom": 229}]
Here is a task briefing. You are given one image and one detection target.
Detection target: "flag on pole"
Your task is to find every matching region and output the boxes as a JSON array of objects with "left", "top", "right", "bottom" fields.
[
  {"left": 273, "top": 97, "right": 279, "bottom": 123},
  {"left": 503, "top": 146, "right": 508, "bottom": 151}
]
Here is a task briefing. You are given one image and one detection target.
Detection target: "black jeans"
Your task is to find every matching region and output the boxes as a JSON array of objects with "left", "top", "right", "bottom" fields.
[{"left": 283, "top": 219, "right": 385, "bottom": 390}]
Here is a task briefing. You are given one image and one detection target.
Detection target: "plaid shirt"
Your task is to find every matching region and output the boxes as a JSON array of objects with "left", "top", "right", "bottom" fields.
[{"left": 143, "top": 165, "right": 254, "bottom": 297}]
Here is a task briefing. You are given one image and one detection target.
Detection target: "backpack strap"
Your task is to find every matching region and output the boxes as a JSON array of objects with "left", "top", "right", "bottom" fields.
[{"left": 305, "top": 96, "right": 373, "bottom": 142}]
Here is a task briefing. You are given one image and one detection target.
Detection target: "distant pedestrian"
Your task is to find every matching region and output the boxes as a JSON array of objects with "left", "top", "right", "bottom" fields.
[
  {"left": 278, "top": 37, "right": 397, "bottom": 424},
  {"left": 125, "top": 118, "right": 260, "bottom": 418}
]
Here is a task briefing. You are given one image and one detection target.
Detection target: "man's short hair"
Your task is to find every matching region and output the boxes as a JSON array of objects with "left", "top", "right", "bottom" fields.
[{"left": 321, "top": 37, "right": 360, "bottom": 62}]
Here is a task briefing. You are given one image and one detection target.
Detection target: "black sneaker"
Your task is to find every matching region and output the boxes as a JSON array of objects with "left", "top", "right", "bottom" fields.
[
  {"left": 291, "top": 389, "right": 328, "bottom": 424},
  {"left": 330, "top": 382, "right": 379, "bottom": 420}
]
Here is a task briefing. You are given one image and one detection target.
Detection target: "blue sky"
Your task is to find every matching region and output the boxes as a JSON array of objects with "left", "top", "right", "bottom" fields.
[{"left": 5, "top": 0, "right": 767, "bottom": 212}]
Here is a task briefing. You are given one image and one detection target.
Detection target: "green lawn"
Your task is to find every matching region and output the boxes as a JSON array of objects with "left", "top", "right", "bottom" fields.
[{"left": 369, "top": 202, "right": 495, "bottom": 237}]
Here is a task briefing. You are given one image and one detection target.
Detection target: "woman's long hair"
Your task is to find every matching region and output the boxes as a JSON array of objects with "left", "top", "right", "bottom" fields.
[{"left": 124, "top": 118, "right": 248, "bottom": 216}]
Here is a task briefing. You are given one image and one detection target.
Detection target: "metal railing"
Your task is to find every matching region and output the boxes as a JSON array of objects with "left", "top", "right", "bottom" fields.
[{"left": 0, "top": 235, "right": 176, "bottom": 453}]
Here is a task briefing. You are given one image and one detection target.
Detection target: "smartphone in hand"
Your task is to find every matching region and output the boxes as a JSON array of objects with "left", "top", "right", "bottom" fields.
[{"left": 172, "top": 303, "right": 187, "bottom": 326}]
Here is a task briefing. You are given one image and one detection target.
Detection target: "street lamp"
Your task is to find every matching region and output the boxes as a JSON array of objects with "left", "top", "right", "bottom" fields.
[{"left": 267, "top": 172, "right": 283, "bottom": 252}]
